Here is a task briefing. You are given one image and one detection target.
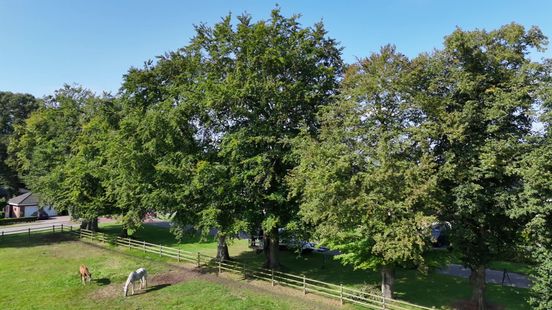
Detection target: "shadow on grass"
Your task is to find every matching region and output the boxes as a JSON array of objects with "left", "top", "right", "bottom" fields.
[
  {"left": 0, "top": 231, "right": 76, "bottom": 249},
  {"left": 99, "top": 224, "right": 216, "bottom": 247},
  {"left": 146, "top": 283, "right": 171, "bottom": 293},
  {"left": 2, "top": 225, "right": 529, "bottom": 309},
  {"left": 95, "top": 278, "right": 111, "bottom": 286},
  {"left": 231, "top": 248, "right": 378, "bottom": 287}
]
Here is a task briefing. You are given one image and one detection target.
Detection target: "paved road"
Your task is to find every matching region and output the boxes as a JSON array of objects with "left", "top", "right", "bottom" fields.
[
  {"left": 0, "top": 216, "right": 118, "bottom": 235},
  {"left": 0, "top": 215, "right": 79, "bottom": 234},
  {"left": 438, "top": 264, "right": 531, "bottom": 288}
]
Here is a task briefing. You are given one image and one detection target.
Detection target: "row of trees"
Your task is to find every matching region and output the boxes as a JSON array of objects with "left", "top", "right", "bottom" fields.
[
  {"left": 3, "top": 10, "right": 551, "bottom": 309},
  {"left": 0, "top": 91, "right": 39, "bottom": 205}
]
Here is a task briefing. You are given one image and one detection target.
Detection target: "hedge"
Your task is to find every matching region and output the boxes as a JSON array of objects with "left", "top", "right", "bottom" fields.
[{"left": 0, "top": 216, "right": 38, "bottom": 225}]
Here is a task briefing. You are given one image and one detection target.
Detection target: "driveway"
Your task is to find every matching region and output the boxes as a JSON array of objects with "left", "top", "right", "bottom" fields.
[{"left": 438, "top": 263, "right": 531, "bottom": 288}]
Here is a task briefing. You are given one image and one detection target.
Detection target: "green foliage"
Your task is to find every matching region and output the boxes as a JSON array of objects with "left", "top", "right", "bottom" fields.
[
  {"left": 411, "top": 23, "right": 550, "bottom": 305},
  {"left": 187, "top": 9, "right": 343, "bottom": 248},
  {"left": 290, "top": 46, "right": 438, "bottom": 274},
  {"left": 0, "top": 91, "right": 39, "bottom": 195},
  {"left": 115, "top": 9, "right": 343, "bottom": 254},
  {"left": 6, "top": 14, "right": 551, "bottom": 307},
  {"left": 529, "top": 249, "right": 552, "bottom": 309},
  {"left": 9, "top": 85, "right": 116, "bottom": 221},
  {"left": 513, "top": 58, "right": 552, "bottom": 309}
]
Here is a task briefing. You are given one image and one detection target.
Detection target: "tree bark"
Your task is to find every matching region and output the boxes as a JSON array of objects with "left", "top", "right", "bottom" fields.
[
  {"left": 381, "top": 266, "right": 395, "bottom": 299},
  {"left": 120, "top": 228, "right": 129, "bottom": 238},
  {"left": 263, "top": 227, "right": 281, "bottom": 269},
  {"left": 216, "top": 234, "right": 230, "bottom": 261},
  {"left": 470, "top": 265, "right": 486, "bottom": 310},
  {"left": 80, "top": 218, "right": 98, "bottom": 232}
]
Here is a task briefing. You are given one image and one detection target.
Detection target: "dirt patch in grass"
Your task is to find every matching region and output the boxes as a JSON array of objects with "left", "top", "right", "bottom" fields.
[
  {"left": 151, "top": 267, "right": 199, "bottom": 285},
  {"left": 90, "top": 266, "right": 198, "bottom": 299}
]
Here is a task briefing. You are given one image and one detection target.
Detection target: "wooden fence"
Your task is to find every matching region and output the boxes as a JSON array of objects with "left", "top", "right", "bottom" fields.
[
  {"left": 1, "top": 226, "right": 434, "bottom": 310},
  {"left": 0, "top": 223, "right": 78, "bottom": 237}
]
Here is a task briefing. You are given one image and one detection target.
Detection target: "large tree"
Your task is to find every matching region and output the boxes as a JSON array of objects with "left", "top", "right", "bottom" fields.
[
  {"left": 58, "top": 97, "right": 120, "bottom": 230},
  {"left": 290, "top": 46, "right": 438, "bottom": 298},
  {"left": 109, "top": 49, "right": 205, "bottom": 236},
  {"left": 0, "top": 92, "right": 39, "bottom": 198},
  {"left": 415, "top": 24, "right": 549, "bottom": 309},
  {"left": 188, "top": 10, "right": 343, "bottom": 268},
  {"left": 117, "top": 9, "right": 343, "bottom": 266},
  {"left": 9, "top": 85, "right": 113, "bottom": 229}
]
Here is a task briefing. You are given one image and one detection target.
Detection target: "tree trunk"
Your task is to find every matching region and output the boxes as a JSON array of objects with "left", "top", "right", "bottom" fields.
[
  {"left": 80, "top": 218, "right": 98, "bottom": 232},
  {"left": 470, "top": 265, "right": 486, "bottom": 310},
  {"left": 263, "top": 227, "right": 281, "bottom": 269},
  {"left": 120, "top": 228, "right": 129, "bottom": 238},
  {"left": 216, "top": 234, "right": 230, "bottom": 261},
  {"left": 381, "top": 266, "right": 395, "bottom": 299}
]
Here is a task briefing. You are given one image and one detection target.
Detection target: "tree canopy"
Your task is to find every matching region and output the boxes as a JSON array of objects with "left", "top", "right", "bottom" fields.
[
  {"left": 0, "top": 91, "right": 39, "bottom": 199},
  {"left": 413, "top": 24, "right": 549, "bottom": 309},
  {"left": 5, "top": 12, "right": 552, "bottom": 309},
  {"left": 290, "top": 45, "right": 439, "bottom": 298}
]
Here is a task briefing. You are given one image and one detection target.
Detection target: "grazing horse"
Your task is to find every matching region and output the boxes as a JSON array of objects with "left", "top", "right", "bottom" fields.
[
  {"left": 123, "top": 268, "right": 147, "bottom": 297},
  {"left": 79, "top": 265, "right": 92, "bottom": 285}
]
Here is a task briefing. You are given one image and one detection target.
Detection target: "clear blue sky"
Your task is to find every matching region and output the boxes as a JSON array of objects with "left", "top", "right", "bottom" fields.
[{"left": 1, "top": 0, "right": 551, "bottom": 97}]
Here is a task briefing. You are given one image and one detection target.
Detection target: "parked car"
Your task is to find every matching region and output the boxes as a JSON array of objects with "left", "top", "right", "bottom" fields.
[
  {"left": 278, "top": 228, "right": 316, "bottom": 254},
  {"left": 431, "top": 221, "right": 451, "bottom": 248}
]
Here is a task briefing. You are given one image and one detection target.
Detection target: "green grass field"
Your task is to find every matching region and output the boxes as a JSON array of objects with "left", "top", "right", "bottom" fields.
[
  {"left": 0, "top": 233, "right": 340, "bottom": 310},
  {"left": 99, "top": 223, "right": 531, "bottom": 309}
]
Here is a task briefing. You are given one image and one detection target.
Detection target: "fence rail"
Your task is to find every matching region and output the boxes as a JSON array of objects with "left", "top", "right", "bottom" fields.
[
  {"left": 1, "top": 226, "right": 434, "bottom": 310},
  {"left": 0, "top": 223, "right": 79, "bottom": 237}
]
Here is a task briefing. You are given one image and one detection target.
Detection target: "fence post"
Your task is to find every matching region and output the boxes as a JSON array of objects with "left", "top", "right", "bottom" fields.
[
  {"left": 197, "top": 252, "right": 200, "bottom": 268},
  {"left": 79, "top": 229, "right": 82, "bottom": 239},
  {"left": 70, "top": 225, "right": 73, "bottom": 232},
  {"left": 271, "top": 269, "right": 274, "bottom": 286},
  {"left": 303, "top": 275, "right": 306, "bottom": 294},
  {"left": 382, "top": 295, "right": 386, "bottom": 310},
  {"left": 160, "top": 245, "right": 163, "bottom": 256},
  {"left": 242, "top": 264, "right": 246, "bottom": 279},
  {"left": 61, "top": 224, "right": 64, "bottom": 232},
  {"left": 52, "top": 225, "right": 55, "bottom": 233},
  {"left": 218, "top": 260, "right": 221, "bottom": 276},
  {"left": 143, "top": 240, "right": 146, "bottom": 252},
  {"left": 128, "top": 237, "right": 131, "bottom": 250},
  {"left": 177, "top": 249, "right": 181, "bottom": 262},
  {"left": 28, "top": 227, "right": 30, "bottom": 238},
  {"left": 340, "top": 284, "right": 343, "bottom": 305}
]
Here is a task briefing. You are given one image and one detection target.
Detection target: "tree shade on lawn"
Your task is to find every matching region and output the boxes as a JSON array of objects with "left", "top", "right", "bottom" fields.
[
  {"left": 97, "top": 222, "right": 532, "bottom": 309},
  {"left": 0, "top": 234, "right": 332, "bottom": 310}
]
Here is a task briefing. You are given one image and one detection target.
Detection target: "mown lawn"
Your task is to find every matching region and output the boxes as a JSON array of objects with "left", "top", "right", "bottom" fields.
[
  {"left": 99, "top": 223, "right": 531, "bottom": 309},
  {"left": 0, "top": 232, "right": 337, "bottom": 310}
]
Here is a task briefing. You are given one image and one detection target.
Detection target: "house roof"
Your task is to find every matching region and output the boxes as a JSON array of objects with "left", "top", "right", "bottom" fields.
[{"left": 8, "top": 192, "right": 39, "bottom": 207}]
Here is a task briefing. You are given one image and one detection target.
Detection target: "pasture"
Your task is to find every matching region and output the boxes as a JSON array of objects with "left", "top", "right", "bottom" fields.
[
  {"left": 0, "top": 233, "right": 340, "bottom": 310},
  {"left": 99, "top": 223, "right": 532, "bottom": 309}
]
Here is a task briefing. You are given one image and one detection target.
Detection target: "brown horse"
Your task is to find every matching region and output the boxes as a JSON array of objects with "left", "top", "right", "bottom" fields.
[{"left": 79, "top": 265, "right": 92, "bottom": 285}]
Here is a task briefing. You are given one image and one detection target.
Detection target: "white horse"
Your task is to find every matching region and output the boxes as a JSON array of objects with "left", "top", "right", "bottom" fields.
[{"left": 123, "top": 268, "right": 147, "bottom": 297}]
